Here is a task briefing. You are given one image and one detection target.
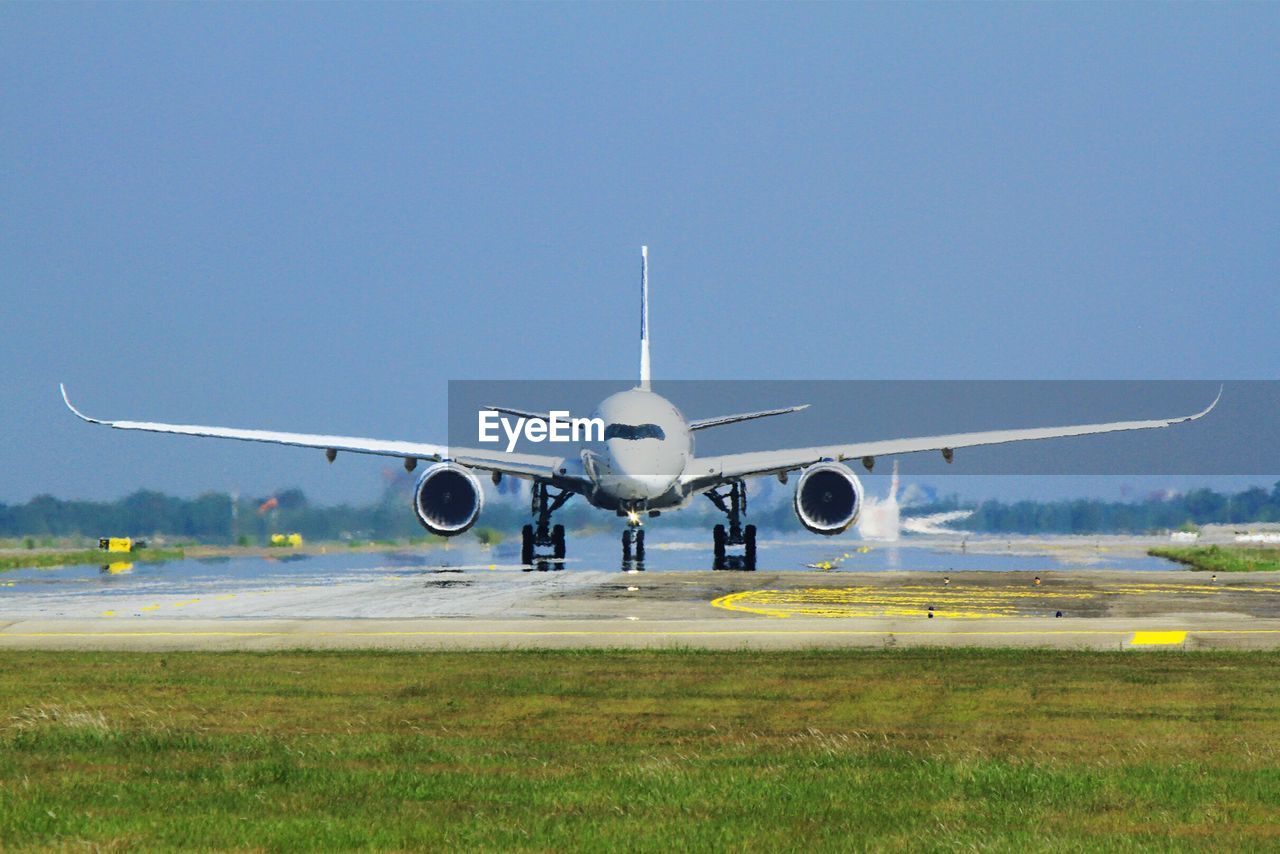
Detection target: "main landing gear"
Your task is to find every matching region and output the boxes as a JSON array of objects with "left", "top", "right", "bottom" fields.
[
  {"left": 705, "top": 480, "right": 757, "bottom": 570},
  {"left": 521, "top": 482, "right": 573, "bottom": 567}
]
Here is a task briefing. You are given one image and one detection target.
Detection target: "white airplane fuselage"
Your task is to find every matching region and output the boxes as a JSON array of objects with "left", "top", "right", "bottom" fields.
[{"left": 580, "top": 388, "right": 693, "bottom": 511}]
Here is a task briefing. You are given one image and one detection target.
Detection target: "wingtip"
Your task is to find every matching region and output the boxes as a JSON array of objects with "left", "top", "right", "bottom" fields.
[
  {"left": 1185, "top": 384, "right": 1223, "bottom": 422},
  {"left": 60, "top": 383, "right": 100, "bottom": 424}
]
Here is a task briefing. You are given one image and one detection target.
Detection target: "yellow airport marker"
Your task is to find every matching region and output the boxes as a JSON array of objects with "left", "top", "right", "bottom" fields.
[
  {"left": 100, "top": 610, "right": 116, "bottom": 617},
  {"left": 1131, "top": 631, "right": 1187, "bottom": 646},
  {"left": 141, "top": 604, "right": 160, "bottom": 612},
  {"left": 174, "top": 599, "right": 200, "bottom": 607}
]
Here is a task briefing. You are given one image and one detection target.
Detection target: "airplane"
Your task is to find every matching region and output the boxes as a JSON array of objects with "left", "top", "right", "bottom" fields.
[{"left": 61, "top": 247, "right": 1220, "bottom": 568}]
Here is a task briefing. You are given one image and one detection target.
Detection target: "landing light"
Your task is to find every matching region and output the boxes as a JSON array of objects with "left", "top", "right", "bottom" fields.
[{"left": 626, "top": 510, "right": 641, "bottom": 525}]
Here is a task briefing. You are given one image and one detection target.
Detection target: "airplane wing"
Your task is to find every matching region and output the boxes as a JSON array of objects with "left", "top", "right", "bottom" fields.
[
  {"left": 483, "top": 405, "right": 550, "bottom": 422},
  {"left": 689, "top": 404, "right": 810, "bottom": 431},
  {"left": 60, "top": 385, "right": 565, "bottom": 481},
  {"left": 687, "top": 388, "right": 1221, "bottom": 485}
]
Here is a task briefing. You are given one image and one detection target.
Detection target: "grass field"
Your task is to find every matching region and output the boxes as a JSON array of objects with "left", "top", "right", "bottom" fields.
[
  {"left": 0, "top": 548, "right": 186, "bottom": 573},
  {"left": 2, "top": 649, "right": 1279, "bottom": 850},
  {"left": 1149, "top": 544, "right": 1280, "bottom": 573}
]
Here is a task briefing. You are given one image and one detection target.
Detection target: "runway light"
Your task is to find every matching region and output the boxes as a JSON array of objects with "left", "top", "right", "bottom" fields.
[
  {"left": 627, "top": 586, "right": 639, "bottom": 591},
  {"left": 1034, "top": 576, "right": 1041, "bottom": 586}
]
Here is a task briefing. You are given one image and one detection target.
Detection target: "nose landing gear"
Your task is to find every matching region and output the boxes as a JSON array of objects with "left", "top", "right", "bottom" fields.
[
  {"left": 620, "top": 505, "right": 646, "bottom": 569},
  {"left": 521, "top": 482, "right": 573, "bottom": 568},
  {"left": 705, "top": 481, "right": 757, "bottom": 570},
  {"left": 622, "top": 527, "right": 645, "bottom": 562}
]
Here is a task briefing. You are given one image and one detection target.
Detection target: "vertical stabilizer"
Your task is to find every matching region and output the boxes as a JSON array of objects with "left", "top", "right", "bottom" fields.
[{"left": 639, "top": 245, "right": 651, "bottom": 390}]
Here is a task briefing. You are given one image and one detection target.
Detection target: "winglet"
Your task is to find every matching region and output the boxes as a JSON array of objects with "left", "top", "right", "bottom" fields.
[
  {"left": 1186, "top": 384, "right": 1223, "bottom": 423},
  {"left": 60, "top": 383, "right": 107, "bottom": 424}
]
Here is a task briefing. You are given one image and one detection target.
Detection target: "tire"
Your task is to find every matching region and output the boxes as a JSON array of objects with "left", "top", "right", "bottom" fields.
[
  {"left": 635, "top": 529, "right": 645, "bottom": 561},
  {"left": 552, "top": 524, "right": 566, "bottom": 560},
  {"left": 622, "top": 529, "right": 633, "bottom": 561},
  {"left": 521, "top": 524, "right": 534, "bottom": 565},
  {"left": 713, "top": 524, "right": 727, "bottom": 560},
  {"left": 744, "top": 524, "right": 757, "bottom": 568}
]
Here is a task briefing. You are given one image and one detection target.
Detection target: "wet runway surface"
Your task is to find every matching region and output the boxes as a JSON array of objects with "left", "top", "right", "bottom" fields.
[
  {"left": 0, "top": 532, "right": 1171, "bottom": 596},
  {"left": 3, "top": 535, "right": 1278, "bottom": 650}
]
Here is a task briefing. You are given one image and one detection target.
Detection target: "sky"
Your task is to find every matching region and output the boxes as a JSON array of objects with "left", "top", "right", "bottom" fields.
[{"left": 2, "top": 3, "right": 1277, "bottom": 506}]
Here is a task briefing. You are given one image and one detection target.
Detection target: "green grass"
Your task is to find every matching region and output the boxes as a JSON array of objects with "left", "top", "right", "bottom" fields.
[
  {"left": 0, "top": 547, "right": 185, "bottom": 572},
  {"left": 472, "top": 525, "right": 505, "bottom": 546},
  {"left": 1150, "top": 544, "right": 1280, "bottom": 573},
  {"left": 3, "top": 649, "right": 1280, "bottom": 850}
]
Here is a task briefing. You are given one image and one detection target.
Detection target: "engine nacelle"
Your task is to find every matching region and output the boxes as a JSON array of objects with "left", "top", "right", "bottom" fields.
[
  {"left": 412, "top": 462, "right": 483, "bottom": 536},
  {"left": 793, "top": 462, "right": 863, "bottom": 535}
]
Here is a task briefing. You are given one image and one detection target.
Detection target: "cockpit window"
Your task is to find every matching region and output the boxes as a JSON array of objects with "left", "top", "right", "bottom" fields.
[{"left": 604, "top": 423, "right": 666, "bottom": 441}]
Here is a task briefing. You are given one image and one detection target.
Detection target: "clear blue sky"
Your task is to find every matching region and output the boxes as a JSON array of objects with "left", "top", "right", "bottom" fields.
[{"left": 2, "top": 4, "right": 1276, "bottom": 505}]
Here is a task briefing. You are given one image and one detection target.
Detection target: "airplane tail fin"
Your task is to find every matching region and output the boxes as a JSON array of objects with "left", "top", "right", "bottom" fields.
[{"left": 639, "top": 245, "right": 651, "bottom": 391}]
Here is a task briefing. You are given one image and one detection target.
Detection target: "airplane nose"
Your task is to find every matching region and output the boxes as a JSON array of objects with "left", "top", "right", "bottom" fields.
[
  {"left": 619, "top": 473, "right": 674, "bottom": 495},
  {"left": 607, "top": 443, "right": 676, "bottom": 499}
]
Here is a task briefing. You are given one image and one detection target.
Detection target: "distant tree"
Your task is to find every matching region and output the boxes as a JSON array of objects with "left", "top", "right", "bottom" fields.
[{"left": 275, "top": 489, "right": 307, "bottom": 511}]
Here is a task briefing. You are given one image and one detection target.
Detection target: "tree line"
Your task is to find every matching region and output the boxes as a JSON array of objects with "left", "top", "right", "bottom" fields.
[
  {"left": 907, "top": 482, "right": 1280, "bottom": 535},
  {"left": 2, "top": 481, "right": 1279, "bottom": 542}
]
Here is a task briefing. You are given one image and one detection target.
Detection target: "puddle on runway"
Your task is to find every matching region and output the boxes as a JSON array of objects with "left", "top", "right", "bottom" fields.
[{"left": 0, "top": 534, "right": 1174, "bottom": 601}]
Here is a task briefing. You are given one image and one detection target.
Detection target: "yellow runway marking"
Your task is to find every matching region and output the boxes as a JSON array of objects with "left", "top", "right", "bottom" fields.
[
  {"left": 713, "top": 586, "right": 1087, "bottom": 619},
  {"left": 713, "top": 582, "right": 1280, "bottom": 620},
  {"left": 173, "top": 599, "right": 200, "bottom": 607},
  {"left": 1131, "top": 631, "right": 1188, "bottom": 646},
  {"left": 0, "top": 628, "right": 1143, "bottom": 638},
  {"left": 2, "top": 627, "right": 1280, "bottom": 642},
  {"left": 140, "top": 605, "right": 160, "bottom": 612},
  {"left": 100, "top": 610, "right": 115, "bottom": 617}
]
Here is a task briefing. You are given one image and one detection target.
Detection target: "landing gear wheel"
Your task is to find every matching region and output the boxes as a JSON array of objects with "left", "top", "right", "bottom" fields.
[
  {"left": 622, "top": 529, "right": 633, "bottom": 561},
  {"left": 713, "top": 524, "right": 727, "bottom": 560},
  {"left": 744, "top": 524, "right": 757, "bottom": 566},
  {"left": 552, "top": 524, "right": 566, "bottom": 560},
  {"left": 521, "top": 524, "right": 535, "bottom": 565},
  {"left": 634, "top": 529, "right": 645, "bottom": 562},
  {"left": 525, "top": 483, "right": 575, "bottom": 566}
]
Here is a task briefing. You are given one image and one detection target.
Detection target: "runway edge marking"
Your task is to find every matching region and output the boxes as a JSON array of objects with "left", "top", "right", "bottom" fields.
[{"left": 1130, "top": 631, "right": 1188, "bottom": 646}]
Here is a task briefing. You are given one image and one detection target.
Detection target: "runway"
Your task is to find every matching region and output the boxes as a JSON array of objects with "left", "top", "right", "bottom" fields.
[
  {"left": 4, "top": 615, "right": 1280, "bottom": 650},
  {"left": 2, "top": 537, "right": 1279, "bottom": 649}
]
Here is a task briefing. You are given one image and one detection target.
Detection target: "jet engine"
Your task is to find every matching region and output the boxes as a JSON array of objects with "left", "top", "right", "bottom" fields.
[
  {"left": 793, "top": 462, "right": 863, "bottom": 535},
  {"left": 412, "top": 462, "right": 483, "bottom": 536}
]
